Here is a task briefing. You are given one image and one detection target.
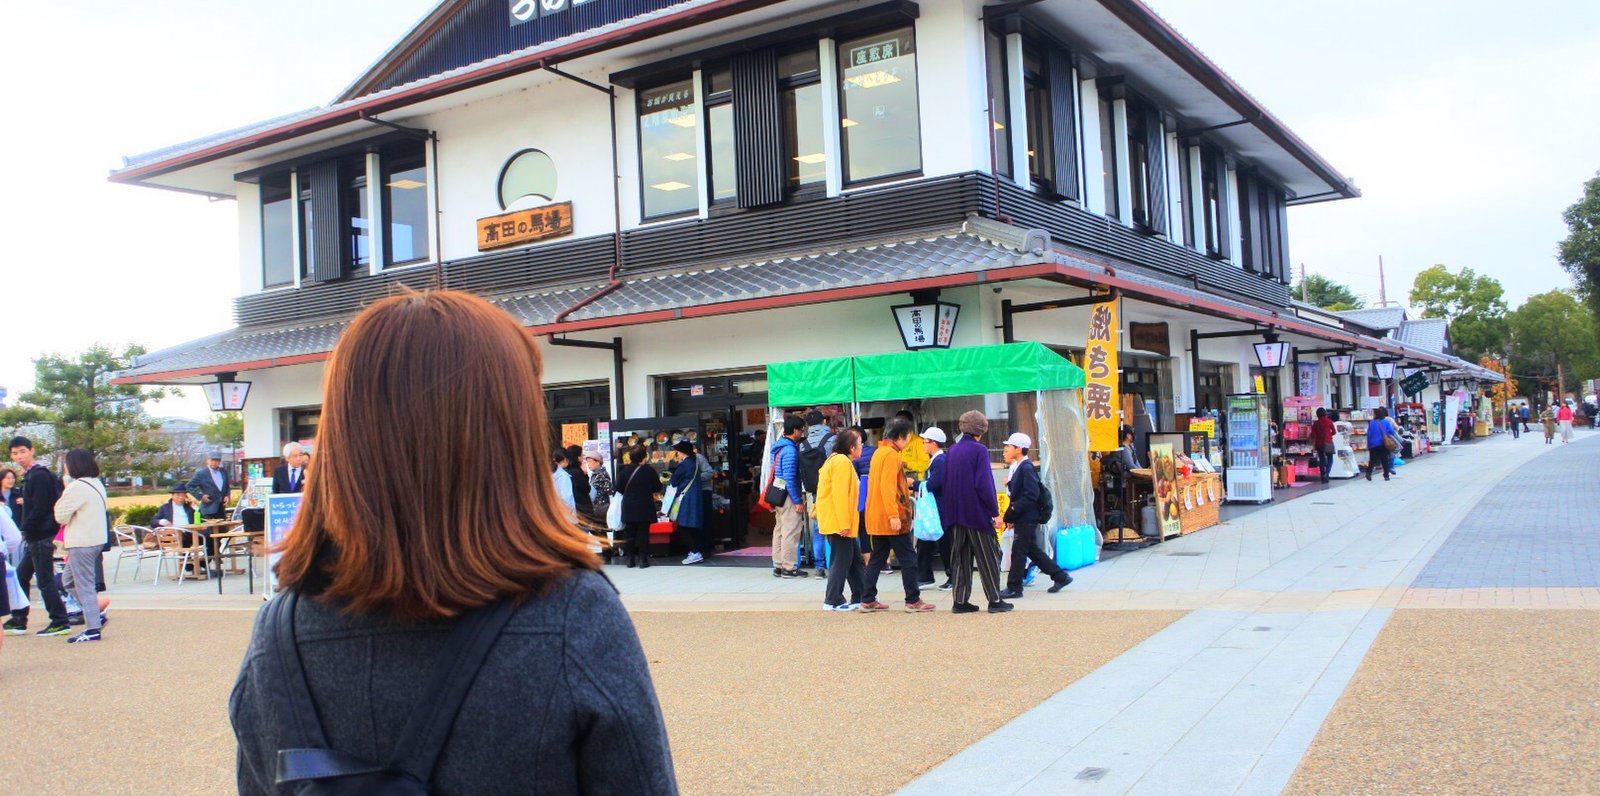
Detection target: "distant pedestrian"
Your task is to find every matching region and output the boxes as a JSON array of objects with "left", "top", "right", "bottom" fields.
[
  {"left": 816, "top": 429, "right": 865, "bottom": 611},
  {"left": 1508, "top": 407, "right": 1520, "bottom": 439},
  {"left": 766, "top": 415, "right": 809, "bottom": 579},
  {"left": 2, "top": 466, "right": 21, "bottom": 523},
  {"left": 1556, "top": 403, "right": 1574, "bottom": 444},
  {"left": 1541, "top": 407, "right": 1556, "bottom": 444},
  {"left": 1521, "top": 405, "right": 1531, "bottom": 432},
  {"left": 997, "top": 433, "right": 1070, "bottom": 600},
  {"left": 916, "top": 426, "right": 953, "bottom": 590},
  {"left": 802, "top": 410, "right": 836, "bottom": 576},
  {"left": 860, "top": 420, "right": 934, "bottom": 613},
  {"left": 1310, "top": 408, "right": 1337, "bottom": 483},
  {"left": 54, "top": 449, "right": 109, "bottom": 644},
  {"left": 945, "top": 411, "right": 1010, "bottom": 614},
  {"left": 5, "top": 436, "right": 69, "bottom": 637},
  {"left": 669, "top": 441, "right": 711, "bottom": 565},
  {"left": 1365, "top": 407, "right": 1399, "bottom": 482},
  {"left": 551, "top": 450, "right": 576, "bottom": 520},
  {"left": 584, "top": 453, "right": 612, "bottom": 525},
  {"left": 563, "top": 445, "right": 592, "bottom": 520},
  {"left": 894, "top": 410, "right": 930, "bottom": 482},
  {"left": 616, "top": 445, "right": 660, "bottom": 568}
]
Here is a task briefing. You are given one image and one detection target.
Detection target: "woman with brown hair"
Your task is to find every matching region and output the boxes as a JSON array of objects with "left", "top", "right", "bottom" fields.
[{"left": 229, "top": 291, "right": 676, "bottom": 794}]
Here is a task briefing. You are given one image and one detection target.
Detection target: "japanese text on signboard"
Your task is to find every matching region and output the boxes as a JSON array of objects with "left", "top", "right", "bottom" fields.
[
  {"left": 477, "top": 201, "right": 574, "bottom": 251},
  {"left": 1085, "top": 300, "right": 1120, "bottom": 451}
]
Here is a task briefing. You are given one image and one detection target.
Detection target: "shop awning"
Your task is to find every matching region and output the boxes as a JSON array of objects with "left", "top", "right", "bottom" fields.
[{"left": 767, "top": 342, "right": 1085, "bottom": 406}]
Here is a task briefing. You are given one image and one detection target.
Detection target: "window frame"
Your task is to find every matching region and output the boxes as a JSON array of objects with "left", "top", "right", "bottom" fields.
[
  {"left": 259, "top": 175, "right": 294, "bottom": 290},
  {"left": 636, "top": 76, "right": 702, "bottom": 222},
  {"left": 702, "top": 64, "right": 736, "bottom": 210},
  {"left": 1021, "top": 45, "right": 1053, "bottom": 190},
  {"left": 778, "top": 44, "right": 827, "bottom": 200},
  {"left": 835, "top": 25, "right": 924, "bottom": 188},
  {"left": 379, "top": 140, "right": 432, "bottom": 268},
  {"left": 1097, "top": 91, "right": 1119, "bottom": 220}
]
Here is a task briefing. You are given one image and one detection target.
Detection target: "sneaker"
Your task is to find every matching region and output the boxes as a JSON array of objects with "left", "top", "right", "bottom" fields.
[
  {"left": 822, "top": 603, "right": 847, "bottom": 612},
  {"left": 682, "top": 552, "right": 704, "bottom": 565},
  {"left": 67, "top": 629, "right": 101, "bottom": 644},
  {"left": 817, "top": 567, "right": 828, "bottom": 578},
  {"left": 1048, "top": 573, "right": 1072, "bottom": 593},
  {"left": 917, "top": 578, "right": 936, "bottom": 588},
  {"left": 987, "top": 600, "right": 1015, "bottom": 614},
  {"left": 67, "top": 612, "right": 85, "bottom": 626},
  {"left": 951, "top": 602, "right": 981, "bottom": 614},
  {"left": 790, "top": 569, "right": 810, "bottom": 578},
  {"left": 99, "top": 613, "right": 110, "bottom": 627},
  {"left": 841, "top": 602, "right": 861, "bottom": 612},
  {"left": 904, "top": 600, "right": 937, "bottom": 612},
  {"left": 859, "top": 600, "right": 890, "bottom": 612},
  {"left": 1024, "top": 566, "right": 1039, "bottom": 586},
  {"left": 2, "top": 619, "right": 25, "bottom": 636},
  {"left": 999, "top": 588, "right": 1024, "bottom": 600},
  {"left": 939, "top": 580, "right": 954, "bottom": 591},
  {"left": 773, "top": 567, "right": 785, "bottom": 578},
  {"left": 37, "top": 624, "right": 72, "bottom": 637}
]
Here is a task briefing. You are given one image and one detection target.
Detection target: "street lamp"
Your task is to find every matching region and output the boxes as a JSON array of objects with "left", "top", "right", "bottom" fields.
[
  {"left": 1253, "top": 332, "right": 1290, "bottom": 368},
  {"left": 1374, "top": 362, "right": 1396, "bottom": 380},
  {"left": 1327, "top": 354, "right": 1353, "bottom": 375},
  {"left": 891, "top": 290, "right": 960, "bottom": 351},
  {"left": 202, "top": 373, "right": 251, "bottom": 412}
]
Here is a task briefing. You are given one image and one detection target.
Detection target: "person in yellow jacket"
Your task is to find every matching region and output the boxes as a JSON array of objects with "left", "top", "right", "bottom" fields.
[
  {"left": 895, "top": 410, "right": 930, "bottom": 481},
  {"left": 861, "top": 420, "right": 936, "bottom": 612},
  {"left": 816, "top": 429, "right": 866, "bottom": 611}
]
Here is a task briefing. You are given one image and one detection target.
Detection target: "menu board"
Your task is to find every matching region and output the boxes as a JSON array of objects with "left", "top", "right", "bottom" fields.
[
  {"left": 264, "top": 493, "right": 303, "bottom": 598},
  {"left": 1150, "top": 443, "right": 1183, "bottom": 538}
]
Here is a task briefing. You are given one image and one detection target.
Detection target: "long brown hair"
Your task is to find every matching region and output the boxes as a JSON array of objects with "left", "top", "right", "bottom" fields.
[{"left": 275, "top": 290, "right": 598, "bottom": 621}]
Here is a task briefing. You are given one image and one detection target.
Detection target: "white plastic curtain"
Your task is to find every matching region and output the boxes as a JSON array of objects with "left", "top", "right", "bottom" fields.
[{"left": 1037, "top": 387, "right": 1093, "bottom": 530}]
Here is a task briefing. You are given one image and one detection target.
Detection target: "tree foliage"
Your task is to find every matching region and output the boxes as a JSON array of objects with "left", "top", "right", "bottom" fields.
[
  {"left": 1507, "top": 290, "right": 1600, "bottom": 387},
  {"left": 201, "top": 412, "right": 245, "bottom": 450},
  {"left": 1408, "top": 264, "right": 1509, "bottom": 359},
  {"left": 14, "top": 345, "right": 167, "bottom": 479},
  {"left": 1293, "top": 274, "right": 1365, "bottom": 311},
  {"left": 1479, "top": 355, "right": 1516, "bottom": 413},
  {"left": 1557, "top": 171, "right": 1600, "bottom": 320}
]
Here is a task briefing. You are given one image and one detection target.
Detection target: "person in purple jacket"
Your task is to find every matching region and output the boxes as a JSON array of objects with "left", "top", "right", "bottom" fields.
[{"left": 942, "top": 411, "right": 1011, "bottom": 614}]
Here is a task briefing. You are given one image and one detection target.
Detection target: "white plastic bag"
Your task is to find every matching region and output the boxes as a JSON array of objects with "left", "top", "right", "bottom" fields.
[
  {"left": 5, "top": 559, "right": 24, "bottom": 610},
  {"left": 605, "top": 498, "right": 624, "bottom": 531}
]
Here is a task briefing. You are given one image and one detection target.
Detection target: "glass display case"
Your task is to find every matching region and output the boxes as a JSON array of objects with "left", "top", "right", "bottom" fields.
[{"left": 1224, "top": 393, "right": 1272, "bottom": 503}]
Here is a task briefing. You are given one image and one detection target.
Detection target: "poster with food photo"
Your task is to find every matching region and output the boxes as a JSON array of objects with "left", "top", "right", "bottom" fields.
[{"left": 1150, "top": 443, "right": 1183, "bottom": 538}]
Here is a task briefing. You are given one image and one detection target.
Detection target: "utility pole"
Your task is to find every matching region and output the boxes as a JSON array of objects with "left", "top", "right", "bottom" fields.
[
  {"left": 1377, "top": 255, "right": 1388, "bottom": 306},
  {"left": 1558, "top": 362, "right": 1565, "bottom": 405},
  {"left": 1299, "top": 263, "right": 1308, "bottom": 303}
]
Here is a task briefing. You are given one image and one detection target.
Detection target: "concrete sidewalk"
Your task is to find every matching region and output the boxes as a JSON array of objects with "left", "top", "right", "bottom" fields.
[{"left": 899, "top": 431, "right": 1582, "bottom": 795}]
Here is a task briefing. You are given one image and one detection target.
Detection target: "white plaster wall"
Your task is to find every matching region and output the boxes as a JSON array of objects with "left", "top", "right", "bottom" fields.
[
  {"left": 238, "top": 362, "right": 327, "bottom": 458},
  {"left": 912, "top": 0, "right": 992, "bottom": 181},
  {"left": 236, "top": 182, "right": 264, "bottom": 295}
]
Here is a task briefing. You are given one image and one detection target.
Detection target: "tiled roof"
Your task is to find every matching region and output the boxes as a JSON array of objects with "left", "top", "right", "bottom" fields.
[
  {"left": 1333, "top": 305, "right": 1407, "bottom": 332},
  {"left": 117, "top": 222, "right": 1045, "bottom": 380},
  {"left": 1393, "top": 318, "right": 1449, "bottom": 354}
]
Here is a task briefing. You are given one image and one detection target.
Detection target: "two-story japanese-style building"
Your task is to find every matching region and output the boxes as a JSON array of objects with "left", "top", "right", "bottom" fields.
[{"left": 112, "top": 0, "right": 1499, "bottom": 538}]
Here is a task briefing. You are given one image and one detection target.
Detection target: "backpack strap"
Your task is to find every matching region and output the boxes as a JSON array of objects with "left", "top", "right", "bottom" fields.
[
  {"left": 386, "top": 598, "right": 516, "bottom": 783},
  {"left": 272, "top": 591, "right": 389, "bottom": 786}
]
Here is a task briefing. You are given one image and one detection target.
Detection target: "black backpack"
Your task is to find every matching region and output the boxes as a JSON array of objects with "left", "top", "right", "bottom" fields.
[
  {"left": 796, "top": 432, "right": 833, "bottom": 495},
  {"left": 1037, "top": 482, "right": 1054, "bottom": 523},
  {"left": 266, "top": 591, "right": 514, "bottom": 795}
]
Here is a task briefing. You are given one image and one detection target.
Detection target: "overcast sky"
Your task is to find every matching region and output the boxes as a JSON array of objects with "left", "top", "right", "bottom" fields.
[{"left": 1, "top": 0, "right": 1595, "bottom": 417}]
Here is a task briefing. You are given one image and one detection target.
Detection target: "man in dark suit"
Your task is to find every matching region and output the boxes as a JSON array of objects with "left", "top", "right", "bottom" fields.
[
  {"left": 272, "top": 442, "right": 309, "bottom": 494},
  {"left": 187, "top": 452, "right": 232, "bottom": 520}
]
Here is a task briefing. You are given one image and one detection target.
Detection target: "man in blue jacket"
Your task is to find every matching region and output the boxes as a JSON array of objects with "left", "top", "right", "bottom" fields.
[
  {"left": 999, "top": 433, "right": 1071, "bottom": 598},
  {"left": 943, "top": 411, "right": 1010, "bottom": 614},
  {"left": 915, "top": 427, "right": 954, "bottom": 589},
  {"left": 768, "top": 415, "right": 809, "bottom": 578}
]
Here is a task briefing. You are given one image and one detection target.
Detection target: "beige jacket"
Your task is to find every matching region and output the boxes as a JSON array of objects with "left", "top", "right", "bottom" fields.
[{"left": 54, "top": 477, "right": 108, "bottom": 549}]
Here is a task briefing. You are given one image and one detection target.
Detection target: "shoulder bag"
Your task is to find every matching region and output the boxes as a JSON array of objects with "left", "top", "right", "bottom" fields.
[
  {"left": 269, "top": 591, "right": 515, "bottom": 794},
  {"left": 762, "top": 448, "right": 789, "bottom": 509}
]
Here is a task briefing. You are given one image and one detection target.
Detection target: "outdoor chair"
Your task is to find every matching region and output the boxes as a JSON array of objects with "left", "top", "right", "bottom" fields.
[
  {"left": 111, "top": 524, "right": 161, "bottom": 583},
  {"left": 151, "top": 528, "right": 206, "bottom": 586}
]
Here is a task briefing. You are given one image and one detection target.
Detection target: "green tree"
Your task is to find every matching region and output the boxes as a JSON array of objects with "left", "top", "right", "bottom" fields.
[
  {"left": 16, "top": 344, "right": 167, "bottom": 480},
  {"left": 1558, "top": 171, "right": 1600, "bottom": 319},
  {"left": 201, "top": 412, "right": 245, "bottom": 458},
  {"left": 1507, "top": 290, "right": 1600, "bottom": 387},
  {"left": 1408, "top": 264, "right": 1509, "bottom": 359},
  {"left": 1293, "top": 274, "right": 1365, "bottom": 311}
]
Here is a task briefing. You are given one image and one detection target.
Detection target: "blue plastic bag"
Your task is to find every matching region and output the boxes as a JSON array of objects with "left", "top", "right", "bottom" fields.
[{"left": 912, "top": 486, "right": 943, "bottom": 541}]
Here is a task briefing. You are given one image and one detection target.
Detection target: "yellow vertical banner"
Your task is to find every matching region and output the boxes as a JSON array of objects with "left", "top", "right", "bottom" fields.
[{"left": 1085, "top": 299, "right": 1120, "bottom": 451}]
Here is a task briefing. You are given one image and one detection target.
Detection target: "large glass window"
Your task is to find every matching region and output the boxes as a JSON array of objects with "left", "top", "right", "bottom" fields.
[
  {"left": 261, "top": 176, "right": 293, "bottom": 288},
  {"left": 837, "top": 27, "right": 921, "bottom": 184},
  {"left": 297, "top": 174, "right": 314, "bottom": 279},
  {"left": 704, "top": 67, "right": 735, "bottom": 205},
  {"left": 1126, "top": 102, "right": 1150, "bottom": 228},
  {"left": 1023, "top": 47, "right": 1052, "bottom": 187},
  {"left": 1098, "top": 94, "right": 1118, "bottom": 217},
  {"left": 1201, "top": 149, "right": 1223, "bottom": 257},
  {"left": 381, "top": 142, "right": 430, "bottom": 265},
  {"left": 984, "top": 31, "right": 1011, "bottom": 177},
  {"left": 780, "top": 47, "right": 824, "bottom": 191},
  {"left": 341, "top": 157, "right": 370, "bottom": 272},
  {"left": 639, "top": 80, "right": 699, "bottom": 218}
]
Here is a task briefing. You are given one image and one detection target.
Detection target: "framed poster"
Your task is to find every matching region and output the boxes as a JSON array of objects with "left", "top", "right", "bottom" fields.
[
  {"left": 264, "top": 493, "right": 303, "bottom": 598},
  {"left": 1150, "top": 443, "right": 1183, "bottom": 538}
]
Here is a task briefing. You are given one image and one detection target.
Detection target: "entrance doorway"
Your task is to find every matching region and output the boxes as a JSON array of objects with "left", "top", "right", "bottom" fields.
[
  {"left": 659, "top": 372, "right": 771, "bottom": 550},
  {"left": 546, "top": 384, "right": 610, "bottom": 454}
]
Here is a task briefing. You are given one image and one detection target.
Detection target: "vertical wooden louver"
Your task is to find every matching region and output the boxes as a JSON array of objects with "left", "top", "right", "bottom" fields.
[
  {"left": 731, "top": 48, "right": 785, "bottom": 208},
  {"left": 1045, "top": 47, "right": 1078, "bottom": 201},
  {"left": 305, "top": 160, "right": 344, "bottom": 283},
  {"left": 1144, "top": 106, "right": 1167, "bottom": 236}
]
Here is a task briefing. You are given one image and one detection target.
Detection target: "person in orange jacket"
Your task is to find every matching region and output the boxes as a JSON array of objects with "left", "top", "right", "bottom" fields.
[{"left": 860, "top": 420, "right": 936, "bottom": 613}]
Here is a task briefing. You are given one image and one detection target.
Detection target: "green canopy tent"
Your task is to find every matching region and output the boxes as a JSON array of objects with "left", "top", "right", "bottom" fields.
[{"left": 764, "top": 342, "right": 1094, "bottom": 533}]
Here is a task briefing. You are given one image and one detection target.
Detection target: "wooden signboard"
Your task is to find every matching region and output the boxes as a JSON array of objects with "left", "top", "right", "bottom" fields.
[
  {"left": 1127, "top": 322, "right": 1170, "bottom": 356},
  {"left": 477, "top": 201, "right": 573, "bottom": 251}
]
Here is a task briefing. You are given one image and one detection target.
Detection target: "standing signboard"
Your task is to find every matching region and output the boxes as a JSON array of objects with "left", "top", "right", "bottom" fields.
[
  {"left": 1085, "top": 300, "right": 1120, "bottom": 451},
  {"left": 1297, "top": 361, "right": 1319, "bottom": 398},
  {"left": 264, "top": 493, "right": 303, "bottom": 598},
  {"left": 1149, "top": 443, "right": 1182, "bottom": 539}
]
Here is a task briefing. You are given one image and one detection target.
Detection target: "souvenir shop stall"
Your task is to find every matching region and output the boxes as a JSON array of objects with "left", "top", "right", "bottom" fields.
[
  {"left": 1279, "top": 396, "right": 1358, "bottom": 481},
  {"left": 764, "top": 342, "right": 1099, "bottom": 567},
  {"left": 1135, "top": 436, "right": 1224, "bottom": 539},
  {"left": 1394, "top": 402, "right": 1434, "bottom": 456}
]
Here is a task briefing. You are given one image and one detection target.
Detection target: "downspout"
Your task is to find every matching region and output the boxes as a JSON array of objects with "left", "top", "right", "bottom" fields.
[{"left": 542, "top": 61, "right": 626, "bottom": 325}]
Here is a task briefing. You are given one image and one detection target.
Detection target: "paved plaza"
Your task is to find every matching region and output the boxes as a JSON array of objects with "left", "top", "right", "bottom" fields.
[{"left": 3, "top": 430, "right": 1596, "bottom": 795}]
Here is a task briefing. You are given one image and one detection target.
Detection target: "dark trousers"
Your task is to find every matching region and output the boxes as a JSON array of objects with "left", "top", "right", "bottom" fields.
[
  {"left": 1317, "top": 447, "right": 1334, "bottom": 481},
  {"left": 1510, "top": 421, "right": 1520, "bottom": 439},
  {"left": 1367, "top": 447, "right": 1393, "bottom": 479},
  {"left": 916, "top": 529, "right": 953, "bottom": 583},
  {"left": 624, "top": 521, "right": 651, "bottom": 560},
  {"left": 950, "top": 525, "right": 1002, "bottom": 606},
  {"left": 823, "top": 534, "right": 864, "bottom": 607},
  {"left": 863, "top": 533, "right": 920, "bottom": 604},
  {"left": 12, "top": 538, "right": 69, "bottom": 626},
  {"left": 1007, "top": 522, "right": 1065, "bottom": 590}
]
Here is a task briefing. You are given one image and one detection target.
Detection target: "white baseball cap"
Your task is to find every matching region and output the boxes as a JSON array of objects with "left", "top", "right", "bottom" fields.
[
  {"left": 1004, "top": 432, "right": 1032, "bottom": 449},
  {"left": 921, "top": 427, "right": 947, "bottom": 444}
]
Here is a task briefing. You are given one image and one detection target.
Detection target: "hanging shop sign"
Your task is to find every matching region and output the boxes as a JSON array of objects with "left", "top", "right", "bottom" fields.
[
  {"left": 1296, "top": 361, "right": 1319, "bottom": 398},
  {"left": 1085, "top": 300, "right": 1120, "bottom": 451},
  {"left": 1400, "top": 370, "right": 1430, "bottom": 397},
  {"left": 1127, "top": 322, "right": 1170, "bottom": 356},
  {"left": 1150, "top": 443, "right": 1183, "bottom": 538},
  {"left": 891, "top": 301, "right": 959, "bottom": 350},
  {"left": 203, "top": 380, "right": 251, "bottom": 411},
  {"left": 477, "top": 201, "right": 574, "bottom": 251}
]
